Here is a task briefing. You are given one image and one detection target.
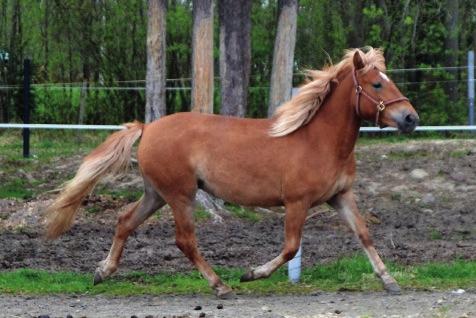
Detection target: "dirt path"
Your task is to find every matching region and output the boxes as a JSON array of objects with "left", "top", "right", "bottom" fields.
[{"left": 2, "top": 291, "right": 475, "bottom": 318}]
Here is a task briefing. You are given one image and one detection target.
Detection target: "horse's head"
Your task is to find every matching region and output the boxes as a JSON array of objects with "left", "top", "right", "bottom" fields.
[{"left": 351, "top": 51, "right": 419, "bottom": 133}]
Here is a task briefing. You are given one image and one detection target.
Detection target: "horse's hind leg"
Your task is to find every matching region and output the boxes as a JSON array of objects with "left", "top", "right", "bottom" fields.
[
  {"left": 169, "top": 197, "right": 233, "bottom": 298},
  {"left": 93, "top": 178, "right": 165, "bottom": 285},
  {"left": 328, "top": 190, "right": 400, "bottom": 294},
  {"left": 241, "top": 201, "right": 308, "bottom": 282}
]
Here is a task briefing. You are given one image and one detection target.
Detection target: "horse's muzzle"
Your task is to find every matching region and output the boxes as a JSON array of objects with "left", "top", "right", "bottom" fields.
[{"left": 396, "top": 110, "right": 419, "bottom": 133}]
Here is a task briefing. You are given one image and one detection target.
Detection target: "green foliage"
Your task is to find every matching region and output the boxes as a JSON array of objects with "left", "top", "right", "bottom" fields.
[
  {"left": 0, "top": 0, "right": 475, "bottom": 125},
  {"left": 0, "top": 257, "right": 475, "bottom": 295}
]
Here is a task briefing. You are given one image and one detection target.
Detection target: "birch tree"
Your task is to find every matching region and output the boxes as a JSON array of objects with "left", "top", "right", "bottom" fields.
[
  {"left": 268, "top": 0, "right": 298, "bottom": 117},
  {"left": 145, "top": 0, "right": 167, "bottom": 123},
  {"left": 191, "top": 0, "right": 214, "bottom": 113},
  {"left": 445, "top": 0, "right": 459, "bottom": 123}
]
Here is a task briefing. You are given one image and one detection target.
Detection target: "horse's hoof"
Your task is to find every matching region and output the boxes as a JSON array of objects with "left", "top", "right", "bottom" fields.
[
  {"left": 240, "top": 271, "right": 255, "bottom": 282},
  {"left": 384, "top": 282, "right": 401, "bottom": 295},
  {"left": 216, "top": 286, "right": 235, "bottom": 299},
  {"left": 93, "top": 271, "right": 104, "bottom": 286}
]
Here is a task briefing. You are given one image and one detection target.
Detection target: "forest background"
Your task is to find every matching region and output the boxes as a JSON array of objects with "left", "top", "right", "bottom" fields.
[{"left": 0, "top": 0, "right": 475, "bottom": 126}]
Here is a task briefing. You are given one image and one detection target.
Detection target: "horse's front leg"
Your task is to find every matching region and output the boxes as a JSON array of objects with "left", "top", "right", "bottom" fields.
[
  {"left": 241, "top": 201, "right": 308, "bottom": 282},
  {"left": 328, "top": 190, "right": 401, "bottom": 294}
]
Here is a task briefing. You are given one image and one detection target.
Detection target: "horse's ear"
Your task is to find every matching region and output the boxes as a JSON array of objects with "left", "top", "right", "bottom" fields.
[{"left": 353, "top": 51, "right": 365, "bottom": 70}]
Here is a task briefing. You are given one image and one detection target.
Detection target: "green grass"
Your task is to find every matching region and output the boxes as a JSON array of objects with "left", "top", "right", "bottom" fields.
[
  {"left": 449, "top": 149, "right": 472, "bottom": 158},
  {"left": 0, "top": 179, "right": 35, "bottom": 199},
  {"left": 0, "top": 130, "right": 107, "bottom": 163},
  {"left": 0, "top": 255, "right": 474, "bottom": 296},
  {"left": 194, "top": 207, "right": 212, "bottom": 222},
  {"left": 85, "top": 206, "right": 101, "bottom": 215},
  {"left": 430, "top": 228, "right": 443, "bottom": 240},
  {"left": 225, "top": 203, "right": 262, "bottom": 222},
  {"left": 96, "top": 188, "right": 143, "bottom": 202},
  {"left": 0, "top": 130, "right": 109, "bottom": 199}
]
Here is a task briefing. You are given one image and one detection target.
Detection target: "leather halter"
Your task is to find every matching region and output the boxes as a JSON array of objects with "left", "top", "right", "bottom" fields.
[{"left": 352, "top": 68, "right": 409, "bottom": 125}]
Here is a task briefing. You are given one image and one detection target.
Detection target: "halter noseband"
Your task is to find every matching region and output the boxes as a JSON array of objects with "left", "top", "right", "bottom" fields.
[{"left": 352, "top": 68, "right": 409, "bottom": 125}]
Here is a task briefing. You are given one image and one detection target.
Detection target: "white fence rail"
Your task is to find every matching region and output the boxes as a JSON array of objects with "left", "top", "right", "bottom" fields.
[
  {"left": 2, "top": 123, "right": 476, "bottom": 132},
  {"left": 0, "top": 123, "right": 124, "bottom": 130}
]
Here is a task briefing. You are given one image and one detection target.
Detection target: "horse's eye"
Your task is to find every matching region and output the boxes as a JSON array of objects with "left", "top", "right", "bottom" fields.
[{"left": 372, "top": 82, "right": 382, "bottom": 89}]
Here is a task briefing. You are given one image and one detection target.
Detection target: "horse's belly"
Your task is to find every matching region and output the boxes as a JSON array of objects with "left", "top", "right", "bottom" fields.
[{"left": 198, "top": 167, "right": 282, "bottom": 206}]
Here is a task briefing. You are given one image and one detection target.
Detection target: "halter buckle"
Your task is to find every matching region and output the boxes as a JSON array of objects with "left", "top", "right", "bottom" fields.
[
  {"left": 377, "top": 101, "right": 385, "bottom": 112},
  {"left": 355, "top": 85, "right": 362, "bottom": 94}
]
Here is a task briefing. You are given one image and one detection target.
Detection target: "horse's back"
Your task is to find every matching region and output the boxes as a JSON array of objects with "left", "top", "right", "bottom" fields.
[{"left": 140, "top": 112, "right": 272, "bottom": 152}]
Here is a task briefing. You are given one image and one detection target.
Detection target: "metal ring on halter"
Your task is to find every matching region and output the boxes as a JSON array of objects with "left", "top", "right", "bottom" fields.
[
  {"left": 377, "top": 101, "right": 385, "bottom": 112},
  {"left": 356, "top": 86, "right": 362, "bottom": 94}
]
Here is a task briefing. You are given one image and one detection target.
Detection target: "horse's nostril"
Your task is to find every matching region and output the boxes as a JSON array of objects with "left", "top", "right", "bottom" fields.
[
  {"left": 398, "top": 112, "right": 419, "bottom": 132},
  {"left": 405, "top": 114, "right": 415, "bottom": 124}
]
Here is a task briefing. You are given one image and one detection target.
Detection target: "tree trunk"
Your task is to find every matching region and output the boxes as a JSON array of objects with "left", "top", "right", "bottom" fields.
[
  {"left": 0, "top": 0, "right": 6, "bottom": 122},
  {"left": 378, "top": 0, "right": 392, "bottom": 41},
  {"left": 191, "top": 0, "right": 226, "bottom": 222},
  {"left": 8, "top": 0, "right": 22, "bottom": 120},
  {"left": 347, "top": 0, "right": 363, "bottom": 47},
  {"left": 191, "top": 0, "right": 214, "bottom": 113},
  {"left": 78, "top": 80, "right": 88, "bottom": 124},
  {"left": 218, "top": 0, "right": 251, "bottom": 117},
  {"left": 145, "top": 0, "right": 167, "bottom": 123},
  {"left": 267, "top": 0, "right": 298, "bottom": 117},
  {"left": 41, "top": 0, "right": 50, "bottom": 80},
  {"left": 444, "top": 0, "right": 459, "bottom": 123}
]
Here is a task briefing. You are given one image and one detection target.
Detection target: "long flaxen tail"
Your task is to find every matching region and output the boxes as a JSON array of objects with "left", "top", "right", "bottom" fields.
[{"left": 45, "top": 121, "right": 144, "bottom": 239}]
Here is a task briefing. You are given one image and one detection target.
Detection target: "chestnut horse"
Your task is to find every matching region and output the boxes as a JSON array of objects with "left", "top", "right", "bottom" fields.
[{"left": 46, "top": 47, "right": 418, "bottom": 298}]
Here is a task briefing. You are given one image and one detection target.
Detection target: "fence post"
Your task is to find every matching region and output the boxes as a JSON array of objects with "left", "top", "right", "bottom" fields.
[
  {"left": 23, "top": 59, "right": 31, "bottom": 158},
  {"left": 468, "top": 51, "right": 474, "bottom": 126}
]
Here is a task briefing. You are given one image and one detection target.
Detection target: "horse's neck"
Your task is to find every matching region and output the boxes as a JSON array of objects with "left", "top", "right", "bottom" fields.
[{"left": 305, "top": 74, "right": 361, "bottom": 159}]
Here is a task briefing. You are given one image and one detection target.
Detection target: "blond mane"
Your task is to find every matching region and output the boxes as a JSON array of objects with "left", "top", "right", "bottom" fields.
[{"left": 269, "top": 47, "right": 386, "bottom": 137}]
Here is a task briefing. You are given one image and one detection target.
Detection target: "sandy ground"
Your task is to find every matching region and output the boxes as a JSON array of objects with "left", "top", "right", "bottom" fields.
[{"left": 2, "top": 291, "right": 475, "bottom": 318}]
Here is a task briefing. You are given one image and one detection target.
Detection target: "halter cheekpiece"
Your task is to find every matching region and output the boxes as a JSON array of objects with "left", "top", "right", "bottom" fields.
[{"left": 352, "top": 68, "right": 409, "bottom": 125}]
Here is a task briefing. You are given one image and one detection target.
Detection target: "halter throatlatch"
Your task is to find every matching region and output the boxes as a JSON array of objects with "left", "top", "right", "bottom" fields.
[{"left": 352, "top": 68, "right": 409, "bottom": 125}]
